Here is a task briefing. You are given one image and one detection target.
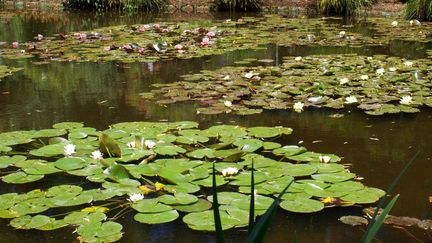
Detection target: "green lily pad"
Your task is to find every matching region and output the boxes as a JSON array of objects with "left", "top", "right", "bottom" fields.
[
  {"left": 134, "top": 210, "right": 179, "bottom": 224},
  {"left": 55, "top": 157, "right": 88, "bottom": 171},
  {"left": 280, "top": 198, "right": 324, "bottom": 213},
  {"left": 2, "top": 172, "right": 44, "bottom": 184}
]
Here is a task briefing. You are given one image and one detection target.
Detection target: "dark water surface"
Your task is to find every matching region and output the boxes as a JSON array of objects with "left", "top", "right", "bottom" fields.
[{"left": 0, "top": 11, "right": 431, "bottom": 243}]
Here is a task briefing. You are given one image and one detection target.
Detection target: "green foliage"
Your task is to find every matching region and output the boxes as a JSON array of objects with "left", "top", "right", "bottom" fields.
[
  {"left": 405, "top": 0, "right": 432, "bottom": 21},
  {"left": 363, "top": 195, "right": 399, "bottom": 243},
  {"left": 318, "top": 0, "right": 370, "bottom": 15},
  {"left": 211, "top": 0, "right": 263, "bottom": 11},
  {"left": 63, "top": 0, "right": 166, "bottom": 12}
]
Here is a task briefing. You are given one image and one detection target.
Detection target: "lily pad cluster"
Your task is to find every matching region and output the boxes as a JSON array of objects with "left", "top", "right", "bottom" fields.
[
  {"left": 144, "top": 54, "right": 432, "bottom": 115},
  {"left": 0, "top": 65, "right": 23, "bottom": 79},
  {"left": 0, "top": 121, "right": 383, "bottom": 241},
  {"left": 1, "top": 15, "right": 431, "bottom": 63}
]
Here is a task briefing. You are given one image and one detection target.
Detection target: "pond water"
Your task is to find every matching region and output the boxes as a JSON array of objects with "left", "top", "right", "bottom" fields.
[{"left": 0, "top": 10, "right": 431, "bottom": 242}]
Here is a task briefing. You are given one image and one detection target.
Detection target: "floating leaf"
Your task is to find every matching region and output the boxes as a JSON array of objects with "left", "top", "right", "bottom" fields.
[{"left": 134, "top": 210, "right": 179, "bottom": 224}]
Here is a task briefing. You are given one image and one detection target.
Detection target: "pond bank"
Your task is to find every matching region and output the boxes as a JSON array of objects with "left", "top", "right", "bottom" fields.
[{"left": 2, "top": 0, "right": 404, "bottom": 14}]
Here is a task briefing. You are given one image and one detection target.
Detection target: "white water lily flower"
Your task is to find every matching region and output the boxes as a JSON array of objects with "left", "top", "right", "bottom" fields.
[
  {"left": 319, "top": 155, "right": 331, "bottom": 163},
  {"left": 64, "top": 144, "right": 76, "bottom": 156},
  {"left": 128, "top": 193, "right": 144, "bottom": 202},
  {"left": 345, "top": 96, "right": 358, "bottom": 104},
  {"left": 293, "top": 102, "right": 304, "bottom": 113},
  {"left": 360, "top": 75, "right": 369, "bottom": 80},
  {"left": 223, "top": 75, "right": 230, "bottom": 80},
  {"left": 244, "top": 72, "right": 258, "bottom": 79},
  {"left": 103, "top": 168, "right": 110, "bottom": 175},
  {"left": 404, "top": 61, "right": 413, "bottom": 67},
  {"left": 308, "top": 96, "right": 323, "bottom": 103},
  {"left": 339, "top": 77, "right": 349, "bottom": 85},
  {"left": 307, "top": 34, "right": 315, "bottom": 41},
  {"left": 144, "top": 140, "right": 156, "bottom": 149},
  {"left": 222, "top": 167, "right": 239, "bottom": 177},
  {"left": 376, "top": 68, "right": 385, "bottom": 75},
  {"left": 400, "top": 96, "right": 413, "bottom": 105},
  {"left": 391, "top": 21, "right": 398, "bottom": 27},
  {"left": 90, "top": 150, "right": 103, "bottom": 160},
  {"left": 127, "top": 141, "right": 136, "bottom": 148},
  {"left": 224, "top": 100, "right": 233, "bottom": 107},
  {"left": 339, "top": 31, "right": 346, "bottom": 38},
  {"left": 410, "top": 20, "right": 421, "bottom": 26},
  {"left": 389, "top": 67, "right": 397, "bottom": 72},
  {"left": 295, "top": 56, "right": 302, "bottom": 61},
  {"left": 367, "top": 56, "right": 373, "bottom": 60}
]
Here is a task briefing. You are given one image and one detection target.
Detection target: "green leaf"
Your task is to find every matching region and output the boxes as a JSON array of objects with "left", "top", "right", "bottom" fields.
[
  {"left": 99, "top": 133, "right": 122, "bottom": 157},
  {"left": 134, "top": 210, "right": 179, "bottom": 224}
]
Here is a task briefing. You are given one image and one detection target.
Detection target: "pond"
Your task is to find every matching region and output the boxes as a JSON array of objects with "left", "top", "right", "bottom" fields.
[{"left": 0, "top": 10, "right": 431, "bottom": 242}]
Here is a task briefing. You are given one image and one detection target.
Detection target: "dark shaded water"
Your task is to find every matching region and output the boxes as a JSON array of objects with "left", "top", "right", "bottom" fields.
[{"left": 0, "top": 11, "right": 431, "bottom": 243}]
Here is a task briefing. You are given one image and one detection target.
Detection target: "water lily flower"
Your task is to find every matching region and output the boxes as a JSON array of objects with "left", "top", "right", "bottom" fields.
[
  {"left": 244, "top": 71, "right": 257, "bottom": 79},
  {"left": 345, "top": 96, "right": 358, "bottom": 104},
  {"left": 207, "top": 31, "right": 216, "bottom": 37},
  {"left": 308, "top": 96, "right": 322, "bottom": 103},
  {"left": 294, "top": 56, "right": 302, "bottom": 61},
  {"left": 127, "top": 141, "right": 136, "bottom": 148},
  {"left": 319, "top": 155, "right": 331, "bottom": 163},
  {"left": 224, "top": 100, "right": 233, "bottom": 107},
  {"left": 339, "top": 77, "right": 349, "bottom": 85},
  {"left": 152, "top": 24, "right": 160, "bottom": 28},
  {"left": 389, "top": 67, "right": 397, "bottom": 72},
  {"left": 307, "top": 34, "right": 315, "bottom": 41},
  {"left": 410, "top": 20, "right": 421, "bottom": 26},
  {"left": 79, "top": 33, "right": 87, "bottom": 40},
  {"left": 12, "top": 41, "right": 19, "bottom": 48},
  {"left": 37, "top": 34, "right": 44, "bottom": 41},
  {"left": 144, "top": 140, "right": 156, "bottom": 149},
  {"left": 90, "top": 150, "right": 103, "bottom": 160},
  {"left": 222, "top": 167, "right": 239, "bottom": 176},
  {"left": 64, "top": 144, "right": 76, "bottom": 156},
  {"left": 293, "top": 102, "right": 304, "bottom": 113},
  {"left": 223, "top": 75, "right": 230, "bottom": 80},
  {"left": 360, "top": 75, "right": 369, "bottom": 80},
  {"left": 103, "top": 46, "right": 111, "bottom": 51},
  {"left": 174, "top": 44, "right": 183, "bottom": 50},
  {"left": 391, "top": 21, "right": 398, "bottom": 27},
  {"left": 128, "top": 193, "right": 144, "bottom": 202},
  {"left": 339, "top": 31, "right": 346, "bottom": 38},
  {"left": 367, "top": 56, "right": 373, "bottom": 60},
  {"left": 400, "top": 95, "right": 413, "bottom": 105},
  {"left": 103, "top": 168, "right": 110, "bottom": 175},
  {"left": 201, "top": 37, "right": 210, "bottom": 46},
  {"left": 404, "top": 61, "right": 413, "bottom": 67},
  {"left": 138, "top": 48, "right": 145, "bottom": 54},
  {"left": 376, "top": 68, "right": 385, "bottom": 75}
]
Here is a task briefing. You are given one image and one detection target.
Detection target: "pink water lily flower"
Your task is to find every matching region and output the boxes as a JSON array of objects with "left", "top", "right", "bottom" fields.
[
  {"left": 175, "top": 44, "right": 183, "bottom": 50},
  {"left": 12, "top": 41, "right": 19, "bottom": 48},
  {"left": 37, "top": 34, "right": 44, "bottom": 41},
  {"left": 152, "top": 24, "right": 160, "bottom": 28},
  {"left": 79, "top": 33, "right": 87, "bottom": 40},
  {"left": 139, "top": 24, "right": 151, "bottom": 32},
  {"left": 162, "top": 28, "right": 169, "bottom": 33},
  {"left": 207, "top": 31, "right": 216, "bottom": 37},
  {"left": 201, "top": 37, "right": 210, "bottom": 46}
]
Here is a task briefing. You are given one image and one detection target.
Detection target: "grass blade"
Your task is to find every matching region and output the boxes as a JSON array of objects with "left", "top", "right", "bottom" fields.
[
  {"left": 363, "top": 194, "right": 400, "bottom": 243},
  {"left": 246, "top": 180, "right": 293, "bottom": 243},
  {"left": 362, "top": 151, "right": 419, "bottom": 242},
  {"left": 248, "top": 160, "right": 255, "bottom": 234},
  {"left": 212, "top": 162, "right": 225, "bottom": 243}
]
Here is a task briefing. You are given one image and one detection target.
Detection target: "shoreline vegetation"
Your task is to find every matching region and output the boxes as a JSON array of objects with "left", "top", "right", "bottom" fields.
[{"left": 0, "top": 0, "right": 404, "bottom": 14}]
